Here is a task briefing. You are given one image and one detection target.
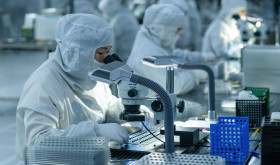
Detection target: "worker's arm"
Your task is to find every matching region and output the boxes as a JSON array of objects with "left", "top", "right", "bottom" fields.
[
  {"left": 210, "top": 25, "right": 229, "bottom": 57},
  {"left": 104, "top": 83, "right": 125, "bottom": 124},
  {"left": 134, "top": 63, "right": 197, "bottom": 96},
  {"left": 173, "top": 48, "right": 205, "bottom": 63},
  {"left": 23, "top": 109, "right": 98, "bottom": 146},
  {"left": 23, "top": 108, "right": 128, "bottom": 145},
  {"left": 174, "top": 69, "right": 198, "bottom": 95}
]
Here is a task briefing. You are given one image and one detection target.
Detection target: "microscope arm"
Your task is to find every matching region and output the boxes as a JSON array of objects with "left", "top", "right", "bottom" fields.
[
  {"left": 89, "top": 61, "right": 175, "bottom": 153},
  {"left": 130, "top": 74, "right": 175, "bottom": 153},
  {"left": 177, "top": 64, "right": 216, "bottom": 120}
]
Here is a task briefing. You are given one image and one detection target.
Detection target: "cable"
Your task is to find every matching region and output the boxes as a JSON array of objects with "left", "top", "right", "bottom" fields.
[
  {"left": 140, "top": 121, "right": 165, "bottom": 144},
  {"left": 199, "top": 145, "right": 211, "bottom": 147}
]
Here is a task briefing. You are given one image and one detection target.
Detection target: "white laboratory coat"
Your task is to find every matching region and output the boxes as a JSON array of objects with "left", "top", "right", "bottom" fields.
[
  {"left": 202, "top": 0, "right": 247, "bottom": 58},
  {"left": 16, "top": 14, "right": 124, "bottom": 164}
]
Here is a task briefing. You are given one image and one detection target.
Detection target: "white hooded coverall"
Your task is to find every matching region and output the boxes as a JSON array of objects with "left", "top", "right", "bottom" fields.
[
  {"left": 202, "top": 0, "right": 247, "bottom": 58},
  {"left": 158, "top": 0, "right": 202, "bottom": 51},
  {"left": 127, "top": 4, "right": 197, "bottom": 95},
  {"left": 98, "top": 0, "right": 140, "bottom": 63},
  {"left": 16, "top": 14, "right": 129, "bottom": 164}
]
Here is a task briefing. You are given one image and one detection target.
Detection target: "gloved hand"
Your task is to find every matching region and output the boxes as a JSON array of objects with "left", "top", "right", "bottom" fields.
[
  {"left": 96, "top": 123, "right": 129, "bottom": 144},
  {"left": 202, "top": 52, "right": 216, "bottom": 62},
  {"left": 227, "top": 43, "right": 243, "bottom": 58}
]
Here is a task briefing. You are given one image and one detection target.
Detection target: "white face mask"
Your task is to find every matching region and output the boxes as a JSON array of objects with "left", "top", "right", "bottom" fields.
[
  {"left": 170, "top": 34, "right": 180, "bottom": 49},
  {"left": 160, "top": 31, "right": 180, "bottom": 49},
  {"left": 150, "top": 25, "right": 180, "bottom": 49},
  {"left": 92, "top": 58, "right": 104, "bottom": 70}
]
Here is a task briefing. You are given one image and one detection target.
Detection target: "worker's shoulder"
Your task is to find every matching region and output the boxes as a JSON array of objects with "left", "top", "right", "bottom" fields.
[
  {"left": 112, "top": 13, "right": 139, "bottom": 30},
  {"left": 136, "top": 37, "right": 162, "bottom": 54},
  {"left": 206, "top": 19, "right": 222, "bottom": 35},
  {"left": 23, "top": 60, "right": 64, "bottom": 92}
]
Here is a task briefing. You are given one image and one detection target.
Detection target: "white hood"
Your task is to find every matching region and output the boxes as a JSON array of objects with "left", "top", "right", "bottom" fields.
[
  {"left": 50, "top": 14, "right": 113, "bottom": 92},
  {"left": 158, "top": 0, "right": 189, "bottom": 15},
  {"left": 158, "top": 0, "right": 192, "bottom": 49},
  {"left": 220, "top": 0, "right": 247, "bottom": 20},
  {"left": 142, "top": 4, "right": 185, "bottom": 49},
  {"left": 98, "top": 0, "right": 122, "bottom": 19}
]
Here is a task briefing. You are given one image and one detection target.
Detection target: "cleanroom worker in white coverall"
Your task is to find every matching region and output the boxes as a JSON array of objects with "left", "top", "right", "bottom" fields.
[
  {"left": 158, "top": 0, "right": 203, "bottom": 51},
  {"left": 98, "top": 0, "right": 140, "bottom": 63},
  {"left": 202, "top": 0, "right": 247, "bottom": 59},
  {"left": 157, "top": 0, "right": 214, "bottom": 83},
  {"left": 15, "top": 14, "right": 153, "bottom": 165},
  {"left": 127, "top": 4, "right": 199, "bottom": 95}
]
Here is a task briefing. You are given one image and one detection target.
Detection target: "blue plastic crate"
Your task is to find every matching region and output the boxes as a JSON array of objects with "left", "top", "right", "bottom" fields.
[{"left": 210, "top": 117, "right": 249, "bottom": 163}]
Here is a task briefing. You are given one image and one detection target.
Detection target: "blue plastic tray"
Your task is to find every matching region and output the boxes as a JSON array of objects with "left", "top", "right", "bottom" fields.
[{"left": 210, "top": 117, "right": 249, "bottom": 163}]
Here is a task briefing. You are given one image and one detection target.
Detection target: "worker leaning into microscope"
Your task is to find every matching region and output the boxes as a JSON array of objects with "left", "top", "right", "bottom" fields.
[{"left": 15, "top": 14, "right": 153, "bottom": 165}]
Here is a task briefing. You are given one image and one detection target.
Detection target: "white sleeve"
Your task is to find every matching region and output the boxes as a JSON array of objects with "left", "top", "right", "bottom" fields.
[
  {"left": 136, "top": 62, "right": 197, "bottom": 96},
  {"left": 24, "top": 109, "right": 98, "bottom": 146},
  {"left": 105, "top": 97, "right": 125, "bottom": 124},
  {"left": 210, "top": 26, "right": 228, "bottom": 58},
  {"left": 174, "top": 69, "right": 197, "bottom": 95},
  {"left": 173, "top": 48, "right": 205, "bottom": 63},
  {"left": 103, "top": 85, "right": 125, "bottom": 124}
]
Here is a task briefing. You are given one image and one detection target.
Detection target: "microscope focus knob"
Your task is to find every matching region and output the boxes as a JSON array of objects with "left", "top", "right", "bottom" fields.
[
  {"left": 151, "top": 100, "right": 163, "bottom": 112},
  {"left": 177, "top": 100, "right": 185, "bottom": 113},
  {"left": 128, "top": 89, "right": 138, "bottom": 97},
  {"left": 254, "top": 31, "right": 261, "bottom": 37}
]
